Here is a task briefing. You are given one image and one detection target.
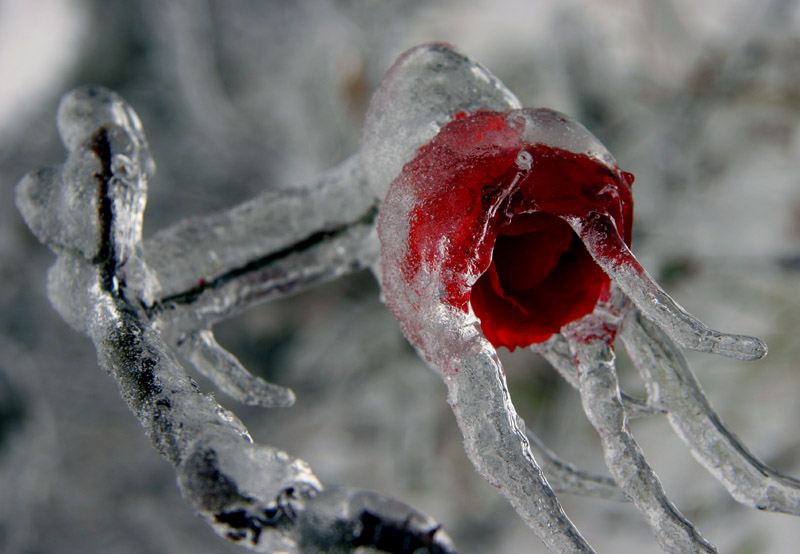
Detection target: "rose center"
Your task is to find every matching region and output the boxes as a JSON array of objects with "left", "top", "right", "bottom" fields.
[
  {"left": 492, "top": 213, "right": 573, "bottom": 292},
  {"left": 469, "top": 212, "right": 608, "bottom": 350}
]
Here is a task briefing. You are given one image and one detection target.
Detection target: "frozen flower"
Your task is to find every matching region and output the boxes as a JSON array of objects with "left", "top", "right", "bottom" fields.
[
  {"left": 392, "top": 109, "right": 636, "bottom": 350},
  {"left": 371, "top": 44, "right": 781, "bottom": 554}
]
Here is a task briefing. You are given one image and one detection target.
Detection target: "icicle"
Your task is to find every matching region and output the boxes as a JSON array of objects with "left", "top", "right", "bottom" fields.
[
  {"left": 179, "top": 329, "right": 295, "bottom": 408},
  {"left": 564, "top": 317, "right": 718, "bottom": 554},
  {"left": 621, "top": 310, "right": 800, "bottom": 514},
  {"left": 573, "top": 213, "right": 767, "bottom": 361},
  {"left": 444, "top": 342, "right": 596, "bottom": 553}
]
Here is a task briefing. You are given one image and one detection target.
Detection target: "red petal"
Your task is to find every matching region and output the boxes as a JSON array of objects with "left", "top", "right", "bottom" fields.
[
  {"left": 471, "top": 215, "right": 609, "bottom": 350},
  {"left": 492, "top": 213, "right": 572, "bottom": 291}
]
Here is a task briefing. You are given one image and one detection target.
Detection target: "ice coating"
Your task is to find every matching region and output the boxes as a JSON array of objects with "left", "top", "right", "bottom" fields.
[
  {"left": 145, "top": 155, "right": 376, "bottom": 300},
  {"left": 16, "top": 85, "right": 459, "bottom": 554},
  {"left": 445, "top": 343, "right": 595, "bottom": 553},
  {"left": 16, "top": 43, "right": 794, "bottom": 554},
  {"left": 563, "top": 316, "right": 718, "bottom": 554},
  {"left": 512, "top": 108, "right": 619, "bottom": 169},
  {"left": 378, "top": 108, "right": 634, "bottom": 365},
  {"left": 361, "top": 42, "right": 521, "bottom": 201},
  {"left": 376, "top": 98, "right": 773, "bottom": 552},
  {"left": 620, "top": 312, "right": 800, "bottom": 514},
  {"left": 17, "top": 86, "right": 154, "bottom": 267},
  {"left": 379, "top": 103, "right": 766, "bottom": 364},
  {"left": 573, "top": 215, "right": 768, "bottom": 361}
]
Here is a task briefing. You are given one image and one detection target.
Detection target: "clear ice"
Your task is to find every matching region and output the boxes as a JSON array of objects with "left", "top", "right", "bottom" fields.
[
  {"left": 16, "top": 85, "right": 455, "bottom": 554},
  {"left": 14, "top": 43, "right": 800, "bottom": 554}
]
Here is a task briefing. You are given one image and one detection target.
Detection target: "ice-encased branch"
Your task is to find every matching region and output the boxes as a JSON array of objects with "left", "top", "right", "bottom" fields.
[
  {"left": 15, "top": 85, "right": 455, "bottom": 554},
  {"left": 531, "top": 333, "right": 664, "bottom": 419},
  {"left": 142, "top": 155, "right": 379, "bottom": 408},
  {"left": 144, "top": 154, "right": 378, "bottom": 305},
  {"left": 564, "top": 316, "right": 718, "bottom": 554},
  {"left": 621, "top": 309, "right": 800, "bottom": 515}
]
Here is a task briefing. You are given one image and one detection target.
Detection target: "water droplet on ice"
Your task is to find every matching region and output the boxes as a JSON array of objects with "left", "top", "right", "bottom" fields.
[{"left": 515, "top": 150, "right": 533, "bottom": 171}]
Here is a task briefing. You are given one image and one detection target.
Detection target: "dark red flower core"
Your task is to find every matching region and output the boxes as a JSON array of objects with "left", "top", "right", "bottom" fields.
[{"left": 470, "top": 212, "right": 609, "bottom": 349}]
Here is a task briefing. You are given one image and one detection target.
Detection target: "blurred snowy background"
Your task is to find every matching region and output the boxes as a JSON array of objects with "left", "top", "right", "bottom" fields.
[{"left": 1, "top": 0, "right": 799, "bottom": 553}]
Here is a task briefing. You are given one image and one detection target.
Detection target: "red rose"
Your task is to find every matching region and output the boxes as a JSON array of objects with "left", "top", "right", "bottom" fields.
[{"left": 379, "top": 109, "right": 634, "bottom": 352}]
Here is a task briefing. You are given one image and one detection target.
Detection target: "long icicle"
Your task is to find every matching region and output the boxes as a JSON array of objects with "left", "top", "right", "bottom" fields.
[
  {"left": 564, "top": 315, "right": 718, "bottom": 554},
  {"left": 572, "top": 213, "right": 767, "bottom": 361},
  {"left": 621, "top": 309, "right": 800, "bottom": 514},
  {"left": 445, "top": 342, "right": 596, "bottom": 554}
]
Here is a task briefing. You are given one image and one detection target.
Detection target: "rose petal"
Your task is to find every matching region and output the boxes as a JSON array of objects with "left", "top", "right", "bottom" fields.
[{"left": 471, "top": 215, "right": 609, "bottom": 350}]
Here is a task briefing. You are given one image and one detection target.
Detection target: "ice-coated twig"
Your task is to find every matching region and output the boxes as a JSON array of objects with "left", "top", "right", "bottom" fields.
[
  {"left": 564, "top": 315, "right": 718, "bottom": 554},
  {"left": 621, "top": 309, "right": 800, "bottom": 514},
  {"left": 15, "top": 85, "right": 456, "bottom": 554},
  {"left": 148, "top": 211, "right": 377, "bottom": 334},
  {"left": 178, "top": 329, "right": 296, "bottom": 408},
  {"left": 573, "top": 213, "right": 767, "bottom": 361},
  {"left": 144, "top": 155, "right": 378, "bottom": 300},
  {"left": 525, "top": 429, "right": 626, "bottom": 502},
  {"left": 139, "top": 155, "right": 379, "bottom": 400},
  {"left": 445, "top": 341, "right": 595, "bottom": 554},
  {"left": 531, "top": 334, "right": 663, "bottom": 419},
  {"left": 148, "top": 192, "right": 376, "bottom": 406}
]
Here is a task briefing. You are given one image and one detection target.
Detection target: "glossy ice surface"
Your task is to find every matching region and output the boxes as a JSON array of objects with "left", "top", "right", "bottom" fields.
[
  {"left": 379, "top": 108, "right": 634, "bottom": 351},
  {"left": 12, "top": 38, "right": 797, "bottom": 554}
]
